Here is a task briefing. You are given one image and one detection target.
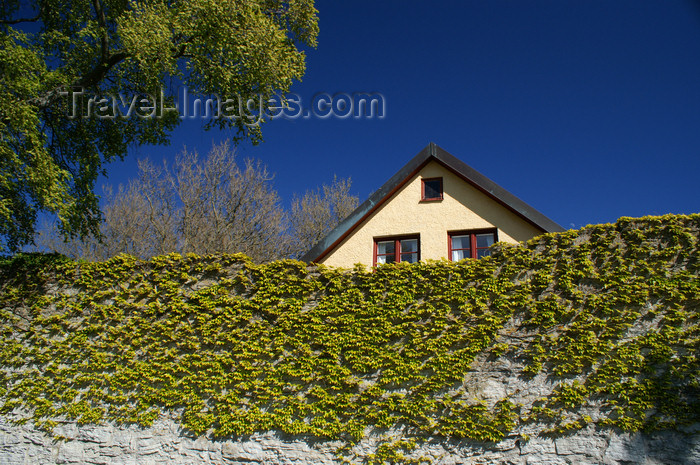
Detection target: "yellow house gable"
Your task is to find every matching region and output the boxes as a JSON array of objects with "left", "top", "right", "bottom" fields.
[
  {"left": 319, "top": 160, "right": 543, "bottom": 267},
  {"left": 301, "top": 143, "right": 563, "bottom": 268}
]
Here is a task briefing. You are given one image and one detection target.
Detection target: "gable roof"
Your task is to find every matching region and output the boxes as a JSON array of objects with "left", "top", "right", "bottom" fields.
[{"left": 300, "top": 143, "right": 565, "bottom": 263}]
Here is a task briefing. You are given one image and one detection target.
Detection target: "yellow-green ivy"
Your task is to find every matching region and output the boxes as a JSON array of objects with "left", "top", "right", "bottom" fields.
[{"left": 0, "top": 214, "right": 698, "bottom": 463}]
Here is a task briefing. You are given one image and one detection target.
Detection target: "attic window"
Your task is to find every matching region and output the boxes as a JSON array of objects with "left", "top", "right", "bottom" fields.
[{"left": 421, "top": 177, "right": 443, "bottom": 201}]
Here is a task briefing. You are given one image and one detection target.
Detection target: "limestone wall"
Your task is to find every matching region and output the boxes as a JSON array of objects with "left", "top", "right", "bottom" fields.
[
  {"left": 2, "top": 215, "right": 699, "bottom": 464},
  {"left": 1, "top": 417, "right": 698, "bottom": 464}
]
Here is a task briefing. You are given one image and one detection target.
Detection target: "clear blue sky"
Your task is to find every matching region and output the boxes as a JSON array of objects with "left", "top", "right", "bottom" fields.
[{"left": 107, "top": 0, "right": 700, "bottom": 230}]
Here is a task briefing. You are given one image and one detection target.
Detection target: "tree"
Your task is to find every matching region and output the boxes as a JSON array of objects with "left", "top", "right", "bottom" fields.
[
  {"left": 0, "top": 0, "right": 318, "bottom": 251},
  {"left": 35, "top": 143, "right": 360, "bottom": 262},
  {"left": 288, "top": 176, "right": 359, "bottom": 258},
  {"left": 36, "top": 141, "right": 289, "bottom": 262}
]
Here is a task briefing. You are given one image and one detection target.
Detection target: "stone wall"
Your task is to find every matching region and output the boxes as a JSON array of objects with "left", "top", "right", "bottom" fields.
[
  {"left": 1, "top": 417, "right": 698, "bottom": 464},
  {"left": 2, "top": 217, "right": 699, "bottom": 464}
]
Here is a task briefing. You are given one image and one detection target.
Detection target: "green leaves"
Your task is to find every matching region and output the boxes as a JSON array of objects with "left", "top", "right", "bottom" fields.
[
  {"left": 0, "top": 0, "right": 319, "bottom": 250},
  {"left": 0, "top": 214, "right": 699, "bottom": 461}
]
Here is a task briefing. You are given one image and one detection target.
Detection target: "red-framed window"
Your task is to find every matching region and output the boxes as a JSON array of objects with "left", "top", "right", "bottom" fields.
[
  {"left": 374, "top": 235, "right": 420, "bottom": 265},
  {"left": 421, "top": 177, "right": 443, "bottom": 201},
  {"left": 448, "top": 229, "right": 497, "bottom": 260}
]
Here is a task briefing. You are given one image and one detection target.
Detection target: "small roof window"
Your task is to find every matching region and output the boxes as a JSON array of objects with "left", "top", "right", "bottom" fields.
[{"left": 421, "top": 177, "right": 443, "bottom": 201}]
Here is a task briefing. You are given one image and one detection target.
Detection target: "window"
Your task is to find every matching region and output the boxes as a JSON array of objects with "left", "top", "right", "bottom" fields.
[
  {"left": 374, "top": 235, "right": 419, "bottom": 265},
  {"left": 448, "top": 229, "right": 497, "bottom": 260},
  {"left": 421, "top": 177, "right": 443, "bottom": 201}
]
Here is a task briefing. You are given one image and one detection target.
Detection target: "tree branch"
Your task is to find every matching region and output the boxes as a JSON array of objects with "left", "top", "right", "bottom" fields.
[
  {"left": 91, "top": 0, "right": 109, "bottom": 62},
  {"left": 171, "top": 34, "right": 198, "bottom": 59},
  {"left": 25, "top": 51, "right": 129, "bottom": 110},
  {"left": 0, "top": 12, "right": 41, "bottom": 25},
  {"left": 0, "top": 15, "right": 41, "bottom": 24},
  {"left": 75, "top": 51, "right": 128, "bottom": 89}
]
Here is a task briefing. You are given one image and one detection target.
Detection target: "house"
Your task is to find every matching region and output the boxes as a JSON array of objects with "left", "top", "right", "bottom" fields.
[{"left": 301, "top": 143, "right": 564, "bottom": 267}]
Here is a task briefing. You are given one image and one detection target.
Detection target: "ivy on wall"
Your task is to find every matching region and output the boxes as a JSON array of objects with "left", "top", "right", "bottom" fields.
[{"left": 0, "top": 214, "right": 698, "bottom": 463}]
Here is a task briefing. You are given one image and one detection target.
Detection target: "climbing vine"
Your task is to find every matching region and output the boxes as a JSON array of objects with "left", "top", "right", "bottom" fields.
[{"left": 0, "top": 214, "right": 698, "bottom": 463}]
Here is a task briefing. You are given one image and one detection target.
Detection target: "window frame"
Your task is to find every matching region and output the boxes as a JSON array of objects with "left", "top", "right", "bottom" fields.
[
  {"left": 373, "top": 234, "right": 420, "bottom": 266},
  {"left": 448, "top": 229, "right": 498, "bottom": 261},
  {"left": 421, "top": 177, "right": 443, "bottom": 201}
]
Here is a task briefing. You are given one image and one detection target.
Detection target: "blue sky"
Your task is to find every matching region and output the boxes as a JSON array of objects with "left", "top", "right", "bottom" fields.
[{"left": 109, "top": 0, "right": 700, "bottom": 230}]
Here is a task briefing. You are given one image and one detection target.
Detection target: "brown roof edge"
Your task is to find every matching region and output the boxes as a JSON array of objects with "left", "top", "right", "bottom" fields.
[
  {"left": 300, "top": 143, "right": 565, "bottom": 263},
  {"left": 429, "top": 144, "right": 565, "bottom": 234}
]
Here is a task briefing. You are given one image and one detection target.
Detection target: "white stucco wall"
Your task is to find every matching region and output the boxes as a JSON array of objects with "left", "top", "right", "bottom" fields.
[{"left": 320, "top": 161, "right": 544, "bottom": 268}]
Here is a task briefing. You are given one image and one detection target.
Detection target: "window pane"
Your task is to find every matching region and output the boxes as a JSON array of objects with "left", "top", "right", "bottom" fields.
[
  {"left": 452, "top": 250, "right": 469, "bottom": 261},
  {"left": 476, "top": 248, "right": 491, "bottom": 259},
  {"left": 451, "top": 235, "right": 470, "bottom": 250},
  {"left": 476, "top": 233, "right": 495, "bottom": 248},
  {"left": 377, "top": 240, "right": 394, "bottom": 255},
  {"left": 384, "top": 254, "right": 396, "bottom": 264},
  {"left": 401, "top": 253, "right": 418, "bottom": 263},
  {"left": 423, "top": 179, "right": 442, "bottom": 199},
  {"left": 400, "top": 239, "right": 417, "bottom": 253},
  {"left": 376, "top": 255, "right": 387, "bottom": 264}
]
